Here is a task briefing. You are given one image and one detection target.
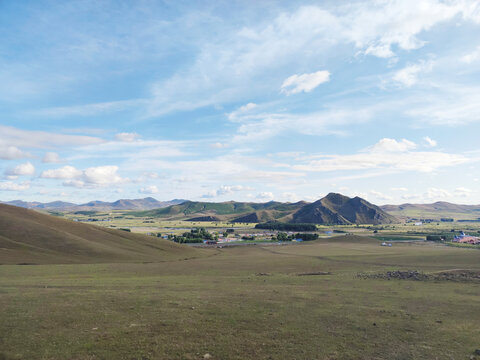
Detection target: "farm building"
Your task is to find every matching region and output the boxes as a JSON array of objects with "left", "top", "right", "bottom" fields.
[{"left": 453, "top": 232, "right": 480, "bottom": 245}]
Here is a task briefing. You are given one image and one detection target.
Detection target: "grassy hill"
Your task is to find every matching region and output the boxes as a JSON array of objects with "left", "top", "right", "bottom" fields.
[
  {"left": 0, "top": 203, "right": 201, "bottom": 265},
  {"left": 132, "top": 195, "right": 397, "bottom": 225},
  {"left": 381, "top": 202, "right": 480, "bottom": 220},
  {"left": 134, "top": 200, "right": 307, "bottom": 221},
  {"left": 291, "top": 193, "right": 397, "bottom": 224}
]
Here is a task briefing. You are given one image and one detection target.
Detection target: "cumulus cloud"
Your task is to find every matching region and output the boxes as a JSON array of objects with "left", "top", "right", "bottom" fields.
[
  {"left": 460, "top": 46, "right": 480, "bottom": 64},
  {"left": 0, "top": 145, "right": 29, "bottom": 160},
  {"left": 256, "top": 192, "right": 274, "bottom": 201},
  {"left": 139, "top": 185, "right": 159, "bottom": 194},
  {"left": 280, "top": 70, "right": 330, "bottom": 95},
  {"left": 392, "top": 61, "right": 432, "bottom": 87},
  {"left": 0, "top": 181, "right": 30, "bottom": 191},
  {"left": 369, "top": 138, "right": 417, "bottom": 152},
  {"left": 202, "top": 185, "right": 252, "bottom": 198},
  {"left": 41, "top": 165, "right": 126, "bottom": 188},
  {"left": 5, "top": 162, "right": 35, "bottom": 178},
  {"left": 42, "top": 152, "right": 61, "bottom": 163},
  {"left": 115, "top": 132, "right": 140, "bottom": 142},
  {"left": 41, "top": 166, "right": 82, "bottom": 180},
  {"left": 423, "top": 136, "right": 437, "bottom": 147}
]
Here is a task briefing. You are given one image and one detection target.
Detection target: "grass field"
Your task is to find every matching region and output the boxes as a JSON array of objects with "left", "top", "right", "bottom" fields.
[{"left": 1, "top": 236, "right": 479, "bottom": 360}]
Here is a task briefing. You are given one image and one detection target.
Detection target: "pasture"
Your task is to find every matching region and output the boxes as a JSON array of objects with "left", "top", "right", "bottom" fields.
[{"left": 1, "top": 236, "right": 479, "bottom": 359}]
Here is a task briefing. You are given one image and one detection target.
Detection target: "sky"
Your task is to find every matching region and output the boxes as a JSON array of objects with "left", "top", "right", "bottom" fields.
[{"left": 1, "top": 0, "right": 480, "bottom": 205}]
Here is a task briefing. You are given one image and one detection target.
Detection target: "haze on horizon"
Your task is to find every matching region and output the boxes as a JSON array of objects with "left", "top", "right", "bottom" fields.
[{"left": 1, "top": 0, "right": 480, "bottom": 205}]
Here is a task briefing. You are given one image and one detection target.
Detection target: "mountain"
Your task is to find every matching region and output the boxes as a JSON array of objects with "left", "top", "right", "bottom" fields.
[
  {"left": 380, "top": 202, "right": 480, "bottom": 220},
  {"left": 134, "top": 195, "right": 396, "bottom": 225},
  {"left": 135, "top": 200, "right": 307, "bottom": 222},
  {"left": 292, "top": 193, "right": 397, "bottom": 225},
  {"left": 1, "top": 198, "right": 186, "bottom": 212},
  {"left": 72, "top": 197, "right": 186, "bottom": 211},
  {"left": 0, "top": 203, "right": 200, "bottom": 265}
]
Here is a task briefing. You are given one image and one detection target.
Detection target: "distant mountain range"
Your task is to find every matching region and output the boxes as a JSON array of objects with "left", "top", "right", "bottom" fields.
[
  {"left": 5, "top": 194, "right": 478, "bottom": 224},
  {"left": 134, "top": 193, "right": 396, "bottom": 225},
  {"left": 0, "top": 197, "right": 186, "bottom": 212}
]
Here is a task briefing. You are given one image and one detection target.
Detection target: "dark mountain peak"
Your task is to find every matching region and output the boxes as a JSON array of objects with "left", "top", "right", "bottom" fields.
[
  {"left": 322, "top": 192, "right": 350, "bottom": 205},
  {"left": 293, "top": 193, "right": 397, "bottom": 225}
]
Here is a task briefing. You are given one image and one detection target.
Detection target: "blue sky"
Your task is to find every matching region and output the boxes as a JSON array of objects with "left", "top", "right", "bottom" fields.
[{"left": 1, "top": 0, "right": 480, "bottom": 204}]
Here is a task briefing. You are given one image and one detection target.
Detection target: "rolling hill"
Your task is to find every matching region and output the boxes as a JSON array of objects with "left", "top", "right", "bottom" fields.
[
  {"left": 0, "top": 203, "right": 201, "bottom": 265},
  {"left": 380, "top": 202, "right": 480, "bottom": 220},
  {"left": 134, "top": 194, "right": 397, "bottom": 225}
]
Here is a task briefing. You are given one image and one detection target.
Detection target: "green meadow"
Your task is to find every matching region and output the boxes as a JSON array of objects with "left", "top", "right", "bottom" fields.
[{"left": 1, "top": 236, "right": 479, "bottom": 360}]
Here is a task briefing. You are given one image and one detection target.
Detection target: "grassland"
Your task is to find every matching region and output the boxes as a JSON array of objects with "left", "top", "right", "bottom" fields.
[
  {"left": 0, "top": 204, "right": 203, "bottom": 265},
  {"left": 1, "top": 236, "right": 479, "bottom": 360}
]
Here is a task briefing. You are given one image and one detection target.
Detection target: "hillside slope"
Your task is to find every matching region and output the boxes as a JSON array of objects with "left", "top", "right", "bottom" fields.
[
  {"left": 381, "top": 202, "right": 480, "bottom": 220},
  {"left": 134, "top": 195, "right": 396, "bottom": 225},
  {"left": 292, "top": 193, "right": 397, "bottom": 225},
  {"left": 0, "top": 203, "right": 200, "bottom": 265}
]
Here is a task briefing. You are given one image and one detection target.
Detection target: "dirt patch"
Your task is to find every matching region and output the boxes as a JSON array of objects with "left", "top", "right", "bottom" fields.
[
  {"left": 357, "top": 269, "right": 480, "bottom": 283},
  {"left": 297, "top": 271, "right": 332, "bottom": 276}
]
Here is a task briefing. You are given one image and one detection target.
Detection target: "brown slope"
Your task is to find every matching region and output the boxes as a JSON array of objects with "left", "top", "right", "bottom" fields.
[{"left": 0, "top": 203, "right": 201, "bottom": 265}]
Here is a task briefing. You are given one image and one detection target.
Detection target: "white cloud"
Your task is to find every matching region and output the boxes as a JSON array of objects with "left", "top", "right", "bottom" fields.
[
  {"left": 146, "top": 1, "right": 480, "bottom": 117},
  {"left": 232, "top": 107, "right": 374, "bottom": 143},
  {"left": 454, "top": 187, "right": 473, "bottom": 197},
  {"left": 239, "top": 103, "right": 257, "bottom": 112},
  {"left": 202, "top": 185, "right": 252, "bottom": 198},
  {"left": 280, "top": 70, "right": 330, "bottom": 95},
  {"left": 293, "top": 138, "right": 468, "bottom": 173},
  {"left": 0, "top": 181, "right": 30, "bottom": 191},
  {"left": 139, "top": 185, "right": 159, "bottom": 194},
  {"left": 423, "top": 136, "right": 437, "bottom": 147},
  {"left": 392, "top": 61, "right": 433, "bottom": 87},
  {"left": 369, "top": 190, "right": 393, "bottom": 201},
  {"left": 115, "top": 132, "right": 140, "bottom": 142},
  {"left": 210, "top": 142, "right": 229, "bottom": 149},
  {"left": 391, "top": 187, "right": 408, "bottom": 192},
  {"left": 81, "top": 166, "right": 125, "bottom": 186},
  {"left": 29, "top": 99, "right": 146, "bottom": 118},
  {"left": 41, "top": 165, "right": 126, "bottom": 188},
  {"left": 0, "top": 125, "right": 104, "bottom": 149},
  {"left": 405, "top": 86, "right": 480, "bottom": 125},
  {"left": 227, "top": 103, "right": 258, "bottom": 121},
  {"left": 369, "top": 138, "right": 417, "bottom": 152},
  {"left": 425, "top": 187, "right": 451, "bottom": 200},
  {"left": 460, "top": 46, "right": 480, "bottom": 64},
  {"left": 41, "top": 166, "right": 82, "bottom": 180},
  {"left": 256, "top": 192, "right": 274, "bottom": 200},
  {"left": 281, "top": 192, "right": 301, "bottom": 202},
  {"left": 5, "top": 162, "right": 35, "bottom": 177},
  {"left": 42, "top": 152, "right": 61, "bottom": 163},
  {"left": 0, "top": 145, "right": 30, "bottom": 160}
]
